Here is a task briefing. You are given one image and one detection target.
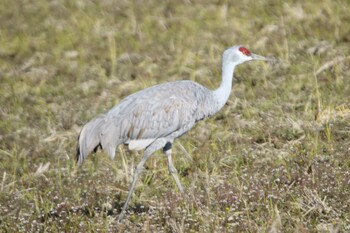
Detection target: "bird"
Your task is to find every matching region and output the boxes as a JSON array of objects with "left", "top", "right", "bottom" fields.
[{"left": 76, "top": 45, "right": 272, "bottom": 220}]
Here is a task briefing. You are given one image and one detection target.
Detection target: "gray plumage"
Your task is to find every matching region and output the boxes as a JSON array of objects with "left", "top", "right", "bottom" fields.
[
  {"left": 77, "top": 80, "right": 218, "bottom": 164},
  {"left": 76, "top": 45, "right": 272, "bottom": 220}
]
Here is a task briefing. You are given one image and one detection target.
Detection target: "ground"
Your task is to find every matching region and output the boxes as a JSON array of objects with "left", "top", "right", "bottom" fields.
[{"left": 1, "top": 0, "right": 350, "bottom": 232}]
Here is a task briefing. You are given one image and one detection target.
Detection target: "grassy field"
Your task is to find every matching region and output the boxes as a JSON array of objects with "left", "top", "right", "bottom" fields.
[{"left": 1, "top": 0, "right": 350, "bottom": 232}]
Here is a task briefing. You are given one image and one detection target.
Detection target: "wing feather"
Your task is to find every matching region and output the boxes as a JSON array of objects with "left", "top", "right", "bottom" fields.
[{"left": 100, "top": 81, "right": 212, "bottom": 150}]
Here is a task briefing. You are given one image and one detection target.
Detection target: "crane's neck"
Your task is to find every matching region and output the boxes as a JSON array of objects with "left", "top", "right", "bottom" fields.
[{"left": 213, "top": 62, "right": 236, "bottom": 110}]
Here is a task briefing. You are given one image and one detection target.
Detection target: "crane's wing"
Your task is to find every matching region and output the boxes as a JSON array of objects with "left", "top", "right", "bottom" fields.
[{"left": 99, "top": 81, "right": 210, "bottom": 153}]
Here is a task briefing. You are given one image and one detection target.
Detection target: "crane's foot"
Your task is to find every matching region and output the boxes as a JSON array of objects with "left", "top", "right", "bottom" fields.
[
  {"left": 117, "top": 164, "right": 144, "bottom": 222},
  {"left": 171, "top": 171, "right": 184, "bottom": 193},
  {"left": 118, "top": 211, "right": 126, "bottom": 222}
]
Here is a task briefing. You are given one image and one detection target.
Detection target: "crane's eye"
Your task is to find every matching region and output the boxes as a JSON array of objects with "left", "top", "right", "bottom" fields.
[{"left": 239, "top": 47, "right": 251, "bottom": 56}]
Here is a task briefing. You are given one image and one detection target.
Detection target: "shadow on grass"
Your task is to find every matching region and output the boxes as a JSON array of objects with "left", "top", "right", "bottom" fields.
[{"left": 39, "top": 195, "right": 152, "bottom": 223}]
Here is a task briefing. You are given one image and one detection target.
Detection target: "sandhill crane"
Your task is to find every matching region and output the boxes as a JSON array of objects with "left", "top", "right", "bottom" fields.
[{"left": 76, "top": 45, "right": 272, "bottom": 220}]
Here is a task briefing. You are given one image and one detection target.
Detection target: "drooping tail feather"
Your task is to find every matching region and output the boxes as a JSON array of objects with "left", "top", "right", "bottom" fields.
[{"left": 76, "top": 115, "right": 106, "bottom": 165}]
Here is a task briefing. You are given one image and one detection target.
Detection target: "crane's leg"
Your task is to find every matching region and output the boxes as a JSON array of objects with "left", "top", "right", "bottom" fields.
[
  {"left": 163, "top": 142, "right": 184, "bottom": 193},
  {"left": 118, "top": 139, "right": 166, "bottom": 221}
]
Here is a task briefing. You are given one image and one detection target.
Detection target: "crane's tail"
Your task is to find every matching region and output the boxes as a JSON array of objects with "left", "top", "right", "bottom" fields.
[{"left": 76, "top": 115, "right": 106, "bottom": 166}]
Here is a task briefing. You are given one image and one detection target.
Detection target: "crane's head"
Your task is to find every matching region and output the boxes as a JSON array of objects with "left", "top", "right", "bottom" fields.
[{"left": 223, "top": 45, "right": 272, "bottom": 66}]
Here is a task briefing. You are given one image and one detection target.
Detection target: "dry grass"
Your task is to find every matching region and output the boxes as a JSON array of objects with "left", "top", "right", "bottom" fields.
[{"left": 1, "top": 0, "right": 350, "bottom": 232}]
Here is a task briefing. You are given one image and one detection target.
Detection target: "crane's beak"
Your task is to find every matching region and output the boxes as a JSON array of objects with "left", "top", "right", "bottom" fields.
[{"left": 251, "top": 53, "right": 274, "bottom": 62}]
